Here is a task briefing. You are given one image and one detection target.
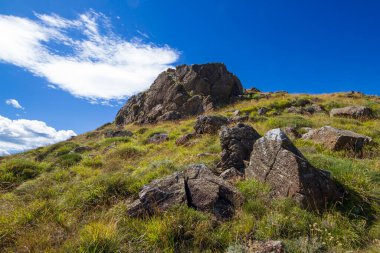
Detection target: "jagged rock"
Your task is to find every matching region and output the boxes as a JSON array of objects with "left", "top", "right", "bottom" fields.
[
  {"left": 219, "top": 123, "right": 261, "bottom": 172},
  {"left": 302, "top": 126, "right": 372, "bottom": 152},
  {"left": 72, "top": 146, "right": 92, "bottom": 153},
  {"left": 127, "top": 164, "right": 243, "bottom": 219},
  {"left": 220, "top": 168, "right": 243, "bottom": 182},
  {"left": 282, "top": 127, "right": 301, "bottom": 139},
  {"left": 115, "top": 63, "right": 244, "bottom": 125},
  {"left": 304, "top": 104, "right": 325, "bottom": 114},
  {"left": 175, "top": 133, "right": 196, "bottom": 146},
  {"left": 104, "top": 130, "right": 133, "bottom": 138},
  {"left": 148, "top": 133, "right": 169, "bottom": 144},
  {"left": 258, "top": 107, "right": 268, "bottom": 116},
  {"left": 330, "top": 106, "right": 374, "bottom": 119},
  {"left": 194, "top": 115, "right": 229, "bottom": 134},
  {"left": 246, "top": 129, "right": 345, "bottom": 211}
]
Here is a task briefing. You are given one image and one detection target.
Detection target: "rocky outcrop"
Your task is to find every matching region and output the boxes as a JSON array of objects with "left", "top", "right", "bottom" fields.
[
  {"left": 147, "top": 133, "right": 169, "bottom": 144},
  {"left": 194, "top": 115, "right": 229, "bottom": 134},
  {"left": 115, "top": 63, "right": 243, "bottom": 125},
  {"left": 104, "top": 130, "right": 133, "bottom": 138},
  {"left": 246, "top": 129, "right": 345, "bottom": 211},
  {"left": 219, "top": 123, "right": 261, "bottom": 172},
  {"left": 127, "top": 164, "right": 243, "bottom": 219},
  {"left": 302, "top": 126, "right": 372, "bottom": 152},
  {"left": 286, "top": 104, "right": 325, "bottom": 115},
  {"left": 330, "top": 106, "right": 374, "bottom": 119},
  {"left": 175, "top": 133, "right": 196, "bottom": 146}
]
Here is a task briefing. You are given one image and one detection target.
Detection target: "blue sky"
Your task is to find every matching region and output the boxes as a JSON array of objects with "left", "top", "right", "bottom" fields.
[{"left": 1, "top": 0, "right": 380, "bottom": 154}]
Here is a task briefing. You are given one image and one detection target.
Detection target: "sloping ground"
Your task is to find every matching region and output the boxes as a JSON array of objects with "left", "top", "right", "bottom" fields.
[{"left": 0, "top": 92, "right": 380, "bottom": 252}]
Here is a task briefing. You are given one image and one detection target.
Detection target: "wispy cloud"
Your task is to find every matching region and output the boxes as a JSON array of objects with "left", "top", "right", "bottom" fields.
[
  {"left": 0, "top": 11, "right": 179, "bottom": 103},
  {"left": 0, "top": 115, "right": 76, "bottom": 155},
  {"left": 5, "top": 99, "right": 24, "bottom": 109}
]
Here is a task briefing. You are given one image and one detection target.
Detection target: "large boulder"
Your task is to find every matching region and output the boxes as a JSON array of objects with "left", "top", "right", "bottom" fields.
[
  {"left": 116, "top": 63, "right": 244, "bottom": 125},
  {"left": 246, "top": 129, "right": 345, "bottom": 211},
  {"left": 127, "top": 164, "right": 243, "bottom": 219},
  {"left": 330, "top": 106, "right": 374, "bottom": 119},
  {"left": 302, "top": 126, "right": 372, "bottom": 152},
  {"left": 219, "top": 123, "right": 261, "bottom": 172},
  {"left": 194, "top": 115, "right": 229, "bottom": 134}
]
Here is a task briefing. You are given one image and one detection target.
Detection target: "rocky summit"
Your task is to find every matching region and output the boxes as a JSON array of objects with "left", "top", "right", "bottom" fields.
[{"left": 115, "top": 63, "right": 243, "bottom": 125}]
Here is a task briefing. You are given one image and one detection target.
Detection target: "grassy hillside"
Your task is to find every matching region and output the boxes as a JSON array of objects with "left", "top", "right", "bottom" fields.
[{"left": 1, "top": 92, "right": 380, "bottom": 252}]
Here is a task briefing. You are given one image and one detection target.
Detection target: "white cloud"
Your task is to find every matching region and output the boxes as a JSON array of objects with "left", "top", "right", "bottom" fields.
[
  {"left": 5, "top": 99, "right": 24, "bottom": 109},
  {"left": 0, "top": 11, "right": 179, "bottom": 102},
  {"left": 0, "top": 115, "right": 76, "bottom": 155}
]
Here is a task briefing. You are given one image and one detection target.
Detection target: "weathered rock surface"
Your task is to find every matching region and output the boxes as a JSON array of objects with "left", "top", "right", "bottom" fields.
[
  {"left": 246, "top": 129, "right": 345, "bottom": 211},
  {"left": 194, "top": 115, "right": 229, "bottom": 134},
  {"left": 115, "top": 63, "right": 243, "bottom": 125},
  {"left": 219, "top": 168, "right": 244, "bottom": 182},
  {"left": 302, "top": 126, "right": 372, "bottom": 151},
  {"left": 330, "top": 106, "right": 374, "bottom": 119},
  {"left": 104, "top": 130, "right": 133, "bottom": 138},
  {"left": 72, "top": 146, "right": 92, "bottom": 153},
  {"left": 148, "top": 133, "right": 169, "bottom": 144},
  {"left": 229, "top": 115, "right": 249, "bottom": 123},
  {"left": 219, "top": 123, "right": 261, "bottom": 172},
  {"left": 127, "top": 164, "right": 243, "bottom": 219},
  {"left": 175, "top": 133, "right": 196, "bottom": 146}
]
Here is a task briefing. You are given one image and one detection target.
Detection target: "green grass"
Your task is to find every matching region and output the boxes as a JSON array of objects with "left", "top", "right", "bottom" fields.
[{"left": 0, "top": 92, "right": 379, "bottom": 252}]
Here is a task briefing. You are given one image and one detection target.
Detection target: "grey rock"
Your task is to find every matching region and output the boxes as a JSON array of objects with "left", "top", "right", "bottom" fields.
[
  {"left": 127, "top": 164, "right": 244, "bottom": 219},
  {"left": 104, "top": 130, "right": 133, "bottom": 138},
  {"left": 194, "top": 115, "right": 229, "bottom": 134},
  {"left": 72, "top": 146, "right": 92, "bottom": 153},
  {"left": 115, "top": 63, "right": 244, "bottom": 125},
  {"left": 148, "top": 133, "right": 169, "bottom": 144},
  {"left": 220, "top": 168, "right": 243, "bottom": 182},
  {"left": 302, "top": 126, "right": 372, "bottom": 152},
  {"left": 330, "top": 106, "right": 374, "bottom": 119},
  {"left": 246, "top": 128, "right": 345, "bottom": 211},
  {"left": 220, "top": 123, "right": 261, "bottom": 172},
  {"left": 258, "top": 107, "right": 268, "bottom": 116},
  {"left": 175, "top": 132, "right": 196, "bottom": 146}
]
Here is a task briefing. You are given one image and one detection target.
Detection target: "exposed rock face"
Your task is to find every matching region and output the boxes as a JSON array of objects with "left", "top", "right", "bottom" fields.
[
  {"left": 175, "top": 133, "right": 196, "bottom": 146},
  {"left": 127, "top": 164, "right": 243, "bottom": 219},
  {"left": 194, "top": 115, "right": 229, "bottom": 134},
  {"left": 219, "top": 123, "right": 261, "bottom": 172},
  {"left": 148, "top": 133, "right": 169, "bottom": 144},
  {"left": 219, "top": 168, "right": 243, "bottom": 182},
  {"left": 246, "top": 129, "right": 345, "bottom": 211},
  {"left": 72, "top": 146, "right": 92, "bottom": 153},
  {"left": 330, "top": 106, "right": 374, "bottom": 119},
  {"left": 104, "top": 130, "right": 133, "bottom": 138},
  {"left": 115, "top": 63, "right": 243, "bottom": 125},
  {"left": 302, "top": 126, "right": 372, "bottom": 151}
]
